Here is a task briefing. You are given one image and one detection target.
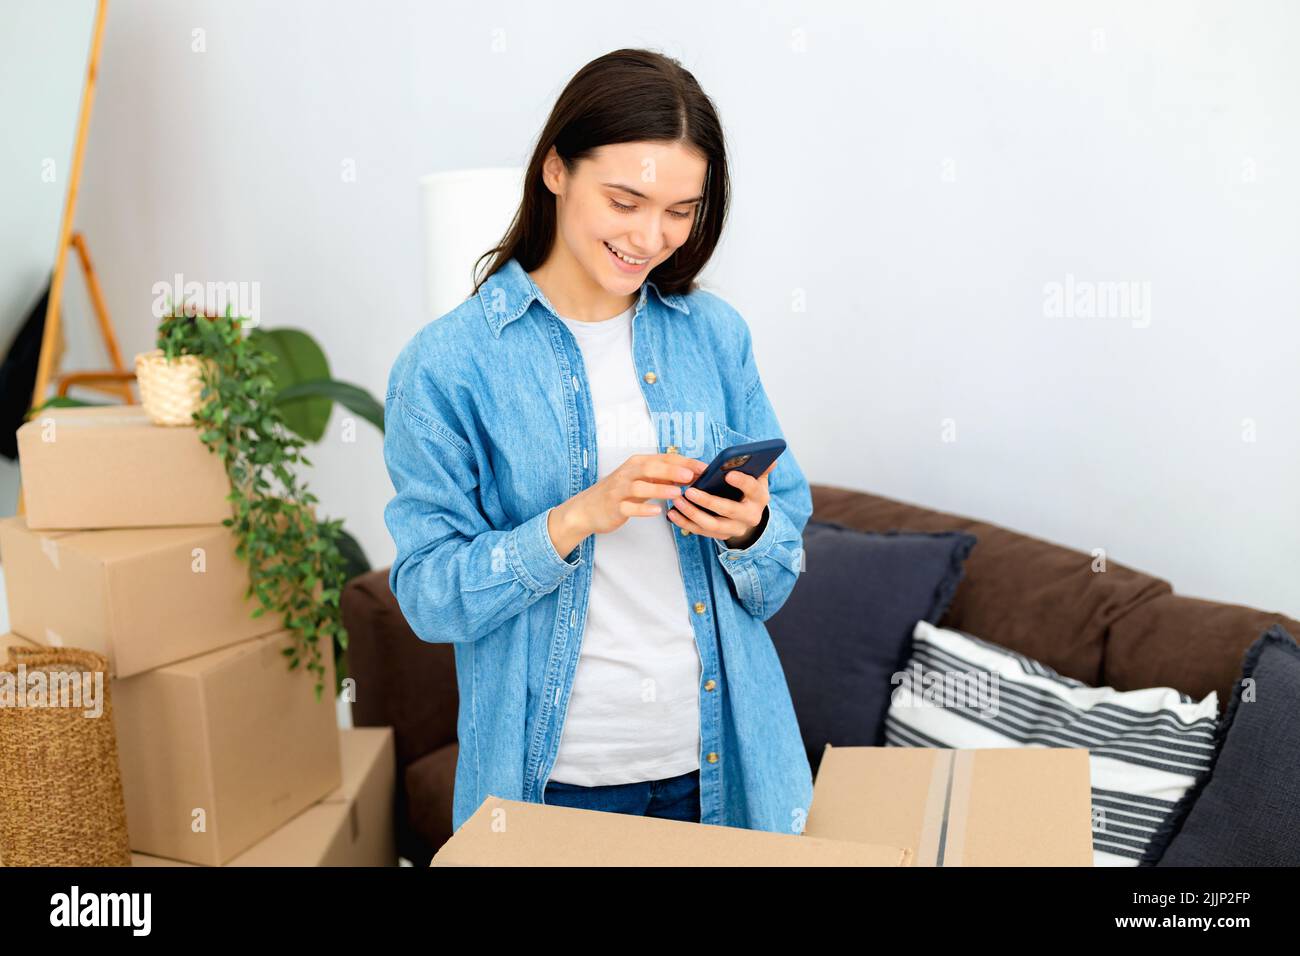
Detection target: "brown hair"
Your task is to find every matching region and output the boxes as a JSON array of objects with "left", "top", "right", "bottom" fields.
[{"left": 471, "top": 48, "right": 730, "bottom": 299}]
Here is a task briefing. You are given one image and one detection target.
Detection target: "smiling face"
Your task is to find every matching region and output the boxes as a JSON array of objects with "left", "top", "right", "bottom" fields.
[{"left": 539, "top": 140, "right": 708, "bottom": 304}]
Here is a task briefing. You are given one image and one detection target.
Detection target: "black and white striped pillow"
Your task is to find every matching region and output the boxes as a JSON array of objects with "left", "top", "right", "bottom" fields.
[{"left": 886, "top": 621, "right": 1220, "bottom": 866}]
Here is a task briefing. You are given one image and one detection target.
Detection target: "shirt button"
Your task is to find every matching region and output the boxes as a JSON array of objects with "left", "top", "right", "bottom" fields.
[
  {"left": 666, "top": 444, "right": 678, "bottom": 454},
  {"left": 571, "top": 375, "right": 579, "bottom": 390},
  {"left": 727, "top": 554, "right": 738, "bottom": 561},
  {"left": 678, "top": 527, "right": 691, "bottom": 537},
  {"left": 643, "top": 371, "right": 657, "bottom": 384},
  {"left": 704, "top": 679, "right": 716, "bottom": 691},
  {"left": 706, "top": 752, "right": 719, "bottom": 764},
  {"left": 693, "top": 601, "right": 706, "bottom": 614}
]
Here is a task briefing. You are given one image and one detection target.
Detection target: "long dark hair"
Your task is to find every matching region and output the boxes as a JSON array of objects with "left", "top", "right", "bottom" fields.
[{"left": 471, "top": 48, "right": 729, "bottom": 299}]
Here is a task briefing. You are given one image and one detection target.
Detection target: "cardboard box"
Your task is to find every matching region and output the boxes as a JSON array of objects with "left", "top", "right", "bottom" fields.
[
  {"left": 804, "top": 746, "right": 1095, "bottom": 866},
  {"left": 319, "top": 726, "right": 397, "bottom": 865},
  {"left": 0, "top": 515, "right": 285, "bottom": 677},
  {"left": 431, "top": 796, "right": 913, "bottom": 866},
  {"left": 16, "top": 404, "right": 232, "bottom": 530},
  {"left": 113, "top": 629, "right": 342, "bottom": 866},
  {"left": 130, "top": 727, "right": 396, "bottom": 867}
]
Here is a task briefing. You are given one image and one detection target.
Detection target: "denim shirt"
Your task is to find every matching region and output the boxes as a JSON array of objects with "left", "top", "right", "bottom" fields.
[{"left": 382, "top": 256, "right": 814, "bottom": 835}]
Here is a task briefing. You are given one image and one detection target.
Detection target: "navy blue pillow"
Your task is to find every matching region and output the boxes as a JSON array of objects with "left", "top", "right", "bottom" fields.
[
  {"left": 1139, "top": 624, "right": 1300, "bottom": 866},
  {"left": 765, "top": 520, "right": 976, "bottom": 776}
]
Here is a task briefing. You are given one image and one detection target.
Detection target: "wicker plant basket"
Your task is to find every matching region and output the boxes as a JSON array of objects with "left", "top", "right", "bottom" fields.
[
  {"left": 135, "top": 348, "right": 216, "bottom": 426},
  {"left": 0, "top": 646, "right": 131, "bottom": 866}
]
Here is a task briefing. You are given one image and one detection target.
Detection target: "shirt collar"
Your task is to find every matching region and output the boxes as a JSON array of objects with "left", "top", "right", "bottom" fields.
[{"left": 478, "top": 256, "right": 691, "bottom": 338}]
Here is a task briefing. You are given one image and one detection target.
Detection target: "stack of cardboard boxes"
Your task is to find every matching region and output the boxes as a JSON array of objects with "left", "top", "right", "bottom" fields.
[{"left": 0, "top": 404, "right": 395, "bottom": 866}]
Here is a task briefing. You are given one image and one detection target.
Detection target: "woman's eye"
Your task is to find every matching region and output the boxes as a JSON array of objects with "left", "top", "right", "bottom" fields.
[{"left": 608, "top": 197, "right": 693, "bottom": 220}]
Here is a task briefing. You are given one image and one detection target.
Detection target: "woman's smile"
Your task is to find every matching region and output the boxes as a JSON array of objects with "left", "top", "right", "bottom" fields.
[{"left": 603, "top": 239, "right": 652, "bottom": 272}]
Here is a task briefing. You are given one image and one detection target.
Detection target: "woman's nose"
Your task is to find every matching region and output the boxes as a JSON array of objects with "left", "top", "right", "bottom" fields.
[{"left": 629, "top": 217, "right": 666, "bottom": 254}]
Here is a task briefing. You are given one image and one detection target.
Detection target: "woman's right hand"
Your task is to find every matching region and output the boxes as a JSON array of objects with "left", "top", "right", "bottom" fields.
[{"left": 548, "top": 452, "right": 706, "bottom": 556}]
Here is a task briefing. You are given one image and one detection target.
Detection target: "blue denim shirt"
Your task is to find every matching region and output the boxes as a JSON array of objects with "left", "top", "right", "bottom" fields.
[{"left": 382, "top": 256, "right": 814, "bottom": 835}]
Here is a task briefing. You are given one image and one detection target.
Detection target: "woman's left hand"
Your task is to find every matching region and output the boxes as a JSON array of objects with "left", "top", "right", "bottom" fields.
[{"left": 665, "top": 460, "right": 777, "bottom": 548}]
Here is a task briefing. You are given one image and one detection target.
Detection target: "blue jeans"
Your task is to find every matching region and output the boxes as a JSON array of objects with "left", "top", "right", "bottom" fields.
[{"left": 544, "top": 768, "right": 701, "bottom": 823}]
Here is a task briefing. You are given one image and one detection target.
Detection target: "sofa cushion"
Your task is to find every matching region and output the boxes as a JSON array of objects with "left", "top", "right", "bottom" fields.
[
  {"left": 341, "top": 569, "right": 460, "bottom": 768},
  {"left": 887, "top": 621, "right": 1219, "bottom": 866},
  {"left": 810, "top": 484, "right": 1172, "bottom": 686},
  {"left": 766, "top": 520, "right": 975, "bottom": 775},
  {"left": 1141, "top": 624, "right": 1300, "bottom": 866},
  {"left": 405, "top": 742, "right": 459, "bottom": 853},
  {"left": 1106, "top": 593, "right": 1300, "bottom": 717}
]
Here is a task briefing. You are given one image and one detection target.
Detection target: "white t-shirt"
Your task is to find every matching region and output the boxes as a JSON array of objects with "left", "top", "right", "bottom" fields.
[{"left": 547, "top": 304, "right": 702, "bottom": 787}]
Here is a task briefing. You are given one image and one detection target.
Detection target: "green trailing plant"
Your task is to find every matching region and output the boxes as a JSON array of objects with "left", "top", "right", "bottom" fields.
[
  {"left": 244, "top": 327, "right": 384, "bottom": 595},
  {"left": 156, "top": 302, "right": 349, "bottom": 702}
]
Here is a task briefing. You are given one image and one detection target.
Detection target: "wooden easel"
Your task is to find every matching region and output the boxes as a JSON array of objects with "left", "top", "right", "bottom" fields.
[{"left": 18, "top": 0, "right": 134, "bottom": 518}]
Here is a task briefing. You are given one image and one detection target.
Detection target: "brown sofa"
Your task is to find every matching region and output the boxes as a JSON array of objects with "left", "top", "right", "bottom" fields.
[{"left": 342, "top": 483, "right": 1300, "bottom": 866}]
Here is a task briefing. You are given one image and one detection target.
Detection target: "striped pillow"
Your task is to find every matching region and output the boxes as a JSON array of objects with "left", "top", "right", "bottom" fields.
[{"left": 886, "top": 621, "right": 1220, "bottom": 866}]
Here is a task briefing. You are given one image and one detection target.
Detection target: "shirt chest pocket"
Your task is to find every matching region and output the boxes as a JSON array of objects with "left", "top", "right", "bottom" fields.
[
  {"left": 709, "top": 419, "right": 760, "bottom": 463},
  {"left": 659, "top": 416, "right": 757, "bottom": 466}
]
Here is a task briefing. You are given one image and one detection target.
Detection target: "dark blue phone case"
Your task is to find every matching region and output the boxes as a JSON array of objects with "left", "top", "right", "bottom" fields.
[{"left": 686, "top": 438, "right": 786, "bottom": 510}]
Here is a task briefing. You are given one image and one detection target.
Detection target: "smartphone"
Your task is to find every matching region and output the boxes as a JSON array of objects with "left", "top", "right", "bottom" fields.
[{"left": 682, "top": 438, "right": 786, "bottom": 513}]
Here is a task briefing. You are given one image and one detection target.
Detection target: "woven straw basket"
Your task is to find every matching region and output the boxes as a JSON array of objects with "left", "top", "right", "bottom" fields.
[
  {"left": 0, "top": 646, "right": 131, "bottom": 866},
  {"left": 135, "top": 348, "right": 216, "bottom": 426}
]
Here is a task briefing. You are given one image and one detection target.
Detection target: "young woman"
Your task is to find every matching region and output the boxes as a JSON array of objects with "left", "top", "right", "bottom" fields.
[{"left": 383, "top": 48, "right": 814, "bottom": 836}]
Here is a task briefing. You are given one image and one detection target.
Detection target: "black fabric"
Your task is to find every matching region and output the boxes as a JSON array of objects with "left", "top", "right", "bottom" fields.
[
  {"left": 1140, "top": 624, "right": 1300, "bottom": 866},
  {"left": 765, "top": 520, "right": 977, "bottom": 777},
  {"left": 0, "top": 279, "right": 52, "bottom": 460}
]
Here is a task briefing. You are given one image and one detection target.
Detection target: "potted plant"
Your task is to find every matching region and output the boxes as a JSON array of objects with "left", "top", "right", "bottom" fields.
[
  {"left": 153, "top": 304, "right": 350, "bottom": 701},
  {"left": 135, "top": 301, "right": 220, "bottom": 426}
]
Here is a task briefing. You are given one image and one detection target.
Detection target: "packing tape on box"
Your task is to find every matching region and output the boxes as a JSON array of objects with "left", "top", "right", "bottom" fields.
[
  {"left": 40, "top": 537, "right": 60, "bottom": 570},
  {"left": 917, "top": 750, "right": 949, "bottom": 865},
  {"left": 44, "top": 628, "right": 64, "bottom": 647},
  {"left": 942, "top": 750, "right": 975, "bottom": 867},
  {"left": 917, "top": 750, "right": 974, "bottom": 867}
]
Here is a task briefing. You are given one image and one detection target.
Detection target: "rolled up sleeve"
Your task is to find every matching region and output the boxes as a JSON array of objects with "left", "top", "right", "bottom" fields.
[
  {"left": 383, "top": 357, "right": 582, "bottom": 644},
  {"left": 711, "top": 312, "right": 812, "bottom": 622}
]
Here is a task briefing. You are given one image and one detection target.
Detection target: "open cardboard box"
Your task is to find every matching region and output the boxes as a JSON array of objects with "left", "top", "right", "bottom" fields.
[
  {"left": 432, "top": 795, "right": 911, "bottom": 866},
  {"left": 431, "top": 745, "right": 1095, "bottom": 867},
  {"left": 808, "top": 745, "right": 1094, "bottom": 866}
]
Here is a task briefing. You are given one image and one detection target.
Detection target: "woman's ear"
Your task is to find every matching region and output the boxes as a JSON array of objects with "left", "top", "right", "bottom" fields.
[{"left": 540, "top": 145, "right": 565, "bottom": 197}]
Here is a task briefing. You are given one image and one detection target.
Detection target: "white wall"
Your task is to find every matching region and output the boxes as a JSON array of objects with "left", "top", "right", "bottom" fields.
[
  {"left": 0, "top": 0, "right": 98, "bottom": 510},
  {"left": 30, "top": 0, "right": 1298, "bottom": 617}
]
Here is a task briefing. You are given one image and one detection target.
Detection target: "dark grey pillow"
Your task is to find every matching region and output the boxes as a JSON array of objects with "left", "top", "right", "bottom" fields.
[
  {"left": 765, "top": 520, "right": 976, "bottom": 776},
  {"left": 1140, "top": 624, "right": 1300, "bottom": 866}
]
